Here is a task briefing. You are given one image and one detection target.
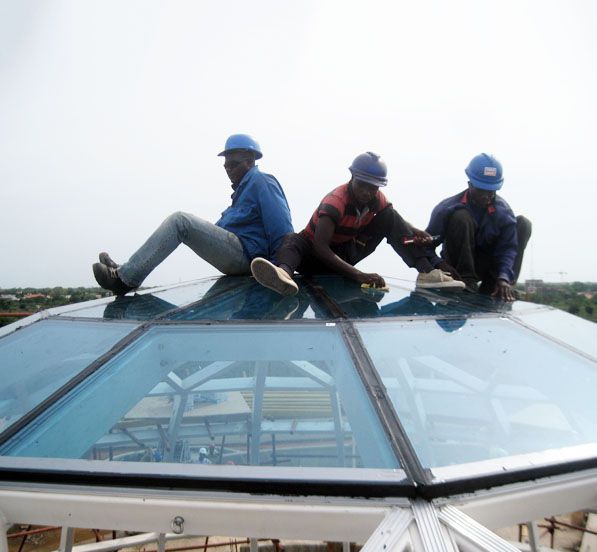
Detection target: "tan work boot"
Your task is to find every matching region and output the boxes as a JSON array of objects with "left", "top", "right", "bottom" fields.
[{"left": 416, "top": 269, "right": 466, "bottom": 289}]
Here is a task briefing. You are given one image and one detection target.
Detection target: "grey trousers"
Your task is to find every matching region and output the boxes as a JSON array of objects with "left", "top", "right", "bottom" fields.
[{"left": 118, "top": 211, "right": 250, "bottom": 287}]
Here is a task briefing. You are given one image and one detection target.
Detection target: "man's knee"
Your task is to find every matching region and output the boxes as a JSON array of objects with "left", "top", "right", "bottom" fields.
[
  {"left": 516, "top": 215, "right": 532, "bottom": 244},
  {"left": 447, "top": 208, "right": 475, "bottom": 230},
  {"left": 167, "top": 211, "right": 213, "bottom": 239},
  {"left": 167, "top": 211, "right": 193, "bottom": 226}
]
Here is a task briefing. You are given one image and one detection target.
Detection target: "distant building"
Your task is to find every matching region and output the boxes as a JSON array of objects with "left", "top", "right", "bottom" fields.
[{"left": 23, "top": 293, "right": 48, "bottom": 300}]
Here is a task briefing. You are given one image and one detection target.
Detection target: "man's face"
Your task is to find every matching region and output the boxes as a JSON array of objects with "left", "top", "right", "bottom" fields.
[
  {"left": 223, "top": 151, "right": 254, "bottom": 186},
  {"left": 351, "top": 178, "right": 379, "bottom": 207},
  {"left": 468, "top": 183, "right": 496, "bottom": 208}
]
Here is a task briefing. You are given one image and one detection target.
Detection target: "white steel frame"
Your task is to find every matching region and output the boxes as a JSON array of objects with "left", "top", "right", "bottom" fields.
[{"left": 1, "top": 468, "right": 597, "bottom": 552}]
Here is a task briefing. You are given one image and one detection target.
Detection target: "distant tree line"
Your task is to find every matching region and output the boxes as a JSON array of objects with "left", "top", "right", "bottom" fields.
[
  {"left": 517, "top": 281, "right": 597, "bottom": 323},
  {"left": 0, "top": 287, "right": 112, "bottom": 327}
]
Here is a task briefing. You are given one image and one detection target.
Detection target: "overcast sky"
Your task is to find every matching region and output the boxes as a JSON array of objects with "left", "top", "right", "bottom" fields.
[{"left": 1, "top": 0, "right": 596, "bottom": 288}]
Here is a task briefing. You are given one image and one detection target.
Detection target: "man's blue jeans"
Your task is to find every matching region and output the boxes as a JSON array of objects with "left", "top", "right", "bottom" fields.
[{"left": 118, "top": 211, "right": 250, "bottom": 287}]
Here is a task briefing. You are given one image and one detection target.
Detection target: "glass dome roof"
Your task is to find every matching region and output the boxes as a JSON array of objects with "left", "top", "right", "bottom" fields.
[{"left": 0, "top": 275, "right": 595, "bottom": 498}]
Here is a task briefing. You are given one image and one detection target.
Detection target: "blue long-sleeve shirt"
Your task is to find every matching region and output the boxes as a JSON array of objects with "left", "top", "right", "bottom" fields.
[
  {"left": 426, "top": 190, "right": 518, "bottom": 282},
  {"left": 216, "top": 166, "right": 293, "bottom": 262}
]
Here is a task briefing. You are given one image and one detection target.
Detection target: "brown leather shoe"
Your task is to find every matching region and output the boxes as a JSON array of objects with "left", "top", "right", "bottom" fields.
[{"left": 92, "top": 263, "right": 133, "bottom": 295}]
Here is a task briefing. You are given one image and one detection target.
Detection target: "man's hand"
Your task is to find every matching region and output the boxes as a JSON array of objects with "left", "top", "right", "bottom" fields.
[
  {"left": 492, "top": 278, "right": 516, "bottom": 302},
  {"left": 411, "top": 227, "right": 434, "bottom": 245},
  {"left": 356, "top": 272, "right": 386, "bottom": 288},
  {"left": 436, "top": 260, "right": 462, "bottom": 281}
]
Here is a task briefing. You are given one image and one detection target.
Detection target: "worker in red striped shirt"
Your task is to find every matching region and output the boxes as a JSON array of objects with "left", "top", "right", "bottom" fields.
[{"left": 251, "top": 152, "right": 464, "bottom": 296}]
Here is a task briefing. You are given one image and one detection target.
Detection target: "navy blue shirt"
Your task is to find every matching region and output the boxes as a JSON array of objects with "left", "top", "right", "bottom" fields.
[
  {"left": 426, "top": 190, "right": 518, "bottom": 282},
  {"left": 216, "top": 166, "right": 293, "bottom": 262}
]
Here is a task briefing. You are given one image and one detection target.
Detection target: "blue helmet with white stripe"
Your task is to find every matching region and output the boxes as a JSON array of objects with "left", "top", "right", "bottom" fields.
[{"left": 465, "top": 153, "right": 504, "bottom": 191}]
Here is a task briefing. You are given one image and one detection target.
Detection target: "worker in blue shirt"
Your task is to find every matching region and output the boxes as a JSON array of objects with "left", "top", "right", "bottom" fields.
[
  {"left": 425, "top": 153, "right": 532, "bottom": 302},
  {"left": 92, "top": 134, "right": 293, "bottom": 295}
]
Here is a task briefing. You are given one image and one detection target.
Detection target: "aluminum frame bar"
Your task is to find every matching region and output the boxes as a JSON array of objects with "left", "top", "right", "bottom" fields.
[
  {"left": 0, "top": 511, "right": 8, "bottom": 552},
  {"left": 360, "top": 508, "right": 412, "bottom": 551},
  {"left": 0, "top": 489, "right": 390, "bottom": 542},
  {"left": 444, "top": 467, "right": 597, "bottom": 529},
  {"left": 55, "top": 532, "right": 186, "bottom": 552},
  {"left": 412, "top": 499, "right": 458, "bottom": 552},
  {"left": 440, "top": 505, "right": 520, "bottom": 552},
  {"left": 58, "top": 527, "right": 74, "bottom": 552}
]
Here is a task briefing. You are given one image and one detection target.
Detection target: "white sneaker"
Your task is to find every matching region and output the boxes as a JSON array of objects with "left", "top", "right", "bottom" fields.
[
  {"left": 251, "top": 257, "right": 299, "bottom": 296},
  {"left": 416, "top": 269, "right": 466, "bottom": 289}
]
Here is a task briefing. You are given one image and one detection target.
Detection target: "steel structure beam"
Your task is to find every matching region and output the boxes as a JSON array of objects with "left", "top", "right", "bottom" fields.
[
  {"left": 439, "top": 505, "right": 519, "bottom": 552},
  {"left": 412, "top": 499, "right": 459, "bottom": 552},
  {"left": 0, "top": 489, "right": 391, "bottom": 543},
  {"left": 360, "top": 508, "right": 412, "bottom": 552},
  {"left": 444, "top": 468, "right": 597, "bottom": 529}
]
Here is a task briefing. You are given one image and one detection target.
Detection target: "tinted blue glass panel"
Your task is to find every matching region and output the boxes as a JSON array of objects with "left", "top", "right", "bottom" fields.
[
  {"left": 312, "top": 275, "right": 528, "bottom": 319},
  {"left": 3, "top": 324, "right": 398, "bottom": 469},
  {"left": 358, "top": 318, "right": 597, "bottom": 468},
  {"left": 61, "top": 277, "right": 321, "bottom": 321},
  {"left": 312, "top": 275, "right": 413, "bottom": 318},
  {"left": 0, "top": 319, "right": 137, "bottom": 434},
  {"left": 59, "top": 280, "right": 219, "bottom": 319},
  {"left": 167, "top": 277, "right": 319, "bottom": 320},
  {"left": 513, "top": 308, "right": 597, "bottom": 359}
]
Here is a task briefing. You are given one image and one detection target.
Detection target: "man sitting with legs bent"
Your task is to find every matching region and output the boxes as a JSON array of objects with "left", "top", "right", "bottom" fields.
[
  {"left": 250, "top": 152, "right": 464, "bottom": 296},
  {"left": 425, "top": 153, "right": 532, "bottom": 302},
  {"left": 427, "top": 153, "right": 532, "bottom": 302},
  {"left": 92, "top": 134, "right": 293, "bottom": 294}
]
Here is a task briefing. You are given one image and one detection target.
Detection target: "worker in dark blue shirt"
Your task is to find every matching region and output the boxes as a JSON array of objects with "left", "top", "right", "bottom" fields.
[
  {"left": 92, "top": 134, "right": 293, "bottom": 295},
  {"left": 425, "top": 153, "right": 532, "bottom": 302}
]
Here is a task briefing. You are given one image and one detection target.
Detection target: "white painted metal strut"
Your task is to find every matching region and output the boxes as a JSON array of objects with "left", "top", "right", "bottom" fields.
[
  {"left": 0, "top": 488, "right": 390, "bottom": 543},
  {"left": 55, "top": 532, "right": 187, "bottom": 552},
  {"left": 0, "top": 510, "right": 9, "bottom": 552},
  {"left": 440, "top": 505, "right": 520, "bottom": 552},
  {"left": 2, "top": 467, "right": 597, "bottom": 552},
  {"left": 360, "top": 508, "right": 412, "bottom": 551},
  {"left": 58, "top": 527, "right": 74, "bottom": 552},
  {"left": 412, "top": 499, "right": 459, "bottom": 552},
  {"left": 360, "top": 501, "right": 529, "bottom": 551}
]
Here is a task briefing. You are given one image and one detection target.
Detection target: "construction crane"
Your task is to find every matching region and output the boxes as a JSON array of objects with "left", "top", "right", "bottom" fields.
[{"left": 547, "top": 271, "right": 568, "bottom": 282}]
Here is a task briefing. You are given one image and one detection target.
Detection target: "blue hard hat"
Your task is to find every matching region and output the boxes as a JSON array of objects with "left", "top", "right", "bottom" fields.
[
  {"left": 465, "top": 153, "right": 503, "bottom": 191},
  {"left": 218, "top": 134, "right": 263, "bottom": 159},
  {"left": 349, "top": 152, "right": 388, "bottom": 187}
]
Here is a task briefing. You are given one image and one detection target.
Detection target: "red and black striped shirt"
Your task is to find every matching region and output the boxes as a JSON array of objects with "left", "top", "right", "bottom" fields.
[{"left": 302, "top": 183, "right": 391, "bottom": 244}]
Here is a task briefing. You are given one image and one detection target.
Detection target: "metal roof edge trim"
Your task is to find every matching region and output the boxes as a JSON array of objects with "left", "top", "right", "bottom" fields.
[
  {"left": 0, "top": 457, "right": 414, "bottom": 499},
  {"left": 2, "top": 454, "right": 596, "bottom": 501},
  {"left": 419, "top": 454, "right": 597, "bottom": 499}
]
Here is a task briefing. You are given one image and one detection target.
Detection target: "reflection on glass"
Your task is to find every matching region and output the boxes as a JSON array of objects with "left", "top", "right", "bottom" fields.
[
  {"left": 0, "top": 319, "right": 137, "bottom": 434},
  {"left": 62, "top": 277, "right": 322, "bottom": 322},
  {"left": 514, "top": 308, "right": 597, "bottom": 359},
  {"left": 312, "top": 275, "right": 521, "bottom": 319},
  {"left": 358, "top": 318, "right": 597, "bottom": 468},
  {"left": 168, "top": 277, "right": 318, "bottom": 321},
  {"left": 3, "top": 325, "right": 398, "bottom": 470},
  {"left": 101, "top": 294, "right": 177, "bottom": 320},
  {"left": 59, "top": 280, "right": 219, "bottom": 319},
  {"left": 312, "top": 275, "right": 412, "bottom": 317}
]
